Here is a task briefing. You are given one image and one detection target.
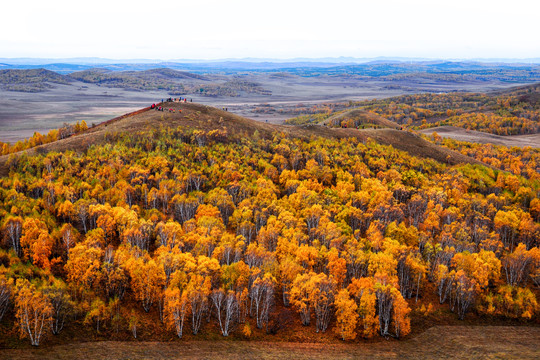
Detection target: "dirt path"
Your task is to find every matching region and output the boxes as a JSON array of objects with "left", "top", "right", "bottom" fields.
[{"left": 1, "top": 326, "right": 539, "bottom": 360}]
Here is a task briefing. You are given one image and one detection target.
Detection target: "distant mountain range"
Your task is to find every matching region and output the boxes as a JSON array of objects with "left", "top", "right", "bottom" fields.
[{"left": 0, "top": 57, "right": 540, "bottom": 74}]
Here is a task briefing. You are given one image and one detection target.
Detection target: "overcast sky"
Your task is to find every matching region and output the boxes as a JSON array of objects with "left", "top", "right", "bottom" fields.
[{"left": 1, "top": 0, "right": 539, "bottom": 60}]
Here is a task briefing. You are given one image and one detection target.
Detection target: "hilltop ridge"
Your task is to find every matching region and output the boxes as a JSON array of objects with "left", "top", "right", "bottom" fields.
[{"left": 0, "top": 102, "right": 483, "bottom": 177}]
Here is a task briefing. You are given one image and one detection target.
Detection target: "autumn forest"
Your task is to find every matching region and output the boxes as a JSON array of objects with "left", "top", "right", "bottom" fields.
[{"left": 0, "top": 86, "right": 539, "bottom": 349}]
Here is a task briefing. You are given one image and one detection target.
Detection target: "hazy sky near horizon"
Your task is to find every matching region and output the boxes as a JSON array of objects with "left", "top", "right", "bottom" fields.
[{"left": 1, "top": 0, "right": 539, "bottom": 60}]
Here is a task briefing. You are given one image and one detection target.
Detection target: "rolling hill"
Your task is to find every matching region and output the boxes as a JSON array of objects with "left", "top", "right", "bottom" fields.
[
  {"left": 68, "top": 68, "right": 209, "bottom": 85},
  {"left": 0, "top": 102, "right": 483, "bottom": 177},
  {"left": 0, "top": 68, "right": 71, "bottom": 92}
]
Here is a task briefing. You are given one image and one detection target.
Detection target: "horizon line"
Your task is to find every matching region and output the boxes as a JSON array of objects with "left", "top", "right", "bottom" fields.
[{"left": 1, "top": 56, "right": 540, "bottom": 64}]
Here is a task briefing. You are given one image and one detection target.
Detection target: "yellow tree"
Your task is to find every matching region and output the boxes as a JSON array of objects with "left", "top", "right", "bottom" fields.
[
  {"left": 155, "top": 245, "right": 185, "bottom": 284},
  {"left": 290, "top": 272, "right": 313, "bottom": 326},
  {"left": 20, "top": 218, "right": 54, "bottom": 269},
  {"left": 0, "top": 274, "right": 14, "bottom": 321},
  {"left": 397, "top": 251, "right": 426, "bottom": 301},
  {"left": 502, "top": 243, "right": 535, "bottom": 286},
  {"left": 278, "top": 256, "right": 302, "bottom": 306},
  {"left": 14, "top": 279, "right": 52, "bottom": 346},
  {"left": 250, "top": 273, "right": 275, "bottom": 331},
  {"left": 448, "top": 250, "right": 500, "bottom": 318},
  {"left": 64, "top": 242, "right": 103, "bottom": 299},
  {"left": 348, "top": 277, "right": 379, "bottom": 338},
  {"left": 207, "top": 188, "right": 235, "bottom": 226},
  {"left": 374, "top": 280, "right": 395, "bottom": 336},
  {"left": 334, "top": 288, "right": 358, "bottom": 341},
  {"left": 499, "top": 285, "right": 538, "bottom": 319},
  {"left": 186, "top": 274, "right": 211, "bottom": 335},
  {"left": 164, "top": 287, "right": 190, "bottom": 338},
  {"left": 450, "top": 270, "right": 477, "bottom": 320},
  {"left": 42, "top": 279, "right": 73, "bottom": 335},
  {"left": 156, "top": 220, "right": 184, "bottom": 249},
  {"left": 2, "top": 216, "right": 23, "bottom": 257},
  {"left": 494, "top": 210, "right": 520, "bottom": 251},
  {"left": 311, "top": 272, "right": 336, "bottom": 333},
  {"left": 327, "top": 248, "right": 347, "bottom": 289},
  {"left": 84, "top": 298, "right": 108, "bottom": 332},
  {"left": 211, "top": 288, "right": 238, "bottom": 336},
  {"left": 99, "top": 257, "right": 129, "bottom": 300},
  {"left": 530, "top": 247, "right": 540, "bottom": 287},
  {"left": 59, "top": 223, "right": 78, "bottom": 259},
  {"left": 127, "top": 257, "right": 166, "bottom": 312},
  {"left": 391, "top": 287, "right": 411, "bottom": 338}
]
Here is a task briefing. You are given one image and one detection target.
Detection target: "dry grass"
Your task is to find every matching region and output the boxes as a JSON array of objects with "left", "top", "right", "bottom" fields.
[{"left": 0, "top": 326, "right": 538, "bottom": 359}]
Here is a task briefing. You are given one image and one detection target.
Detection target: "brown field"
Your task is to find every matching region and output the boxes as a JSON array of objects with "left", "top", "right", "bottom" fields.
[
  {"left": 0, "top": 326, "right": 538, "bottom": 359},
  {"left": 420, "top": 126, "right": 540, "bottom": 148}
]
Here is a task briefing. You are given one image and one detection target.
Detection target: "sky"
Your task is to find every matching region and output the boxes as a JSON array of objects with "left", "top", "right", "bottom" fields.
[{"left": 1, "top": 0, "right": 539, "bottom": 60}]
